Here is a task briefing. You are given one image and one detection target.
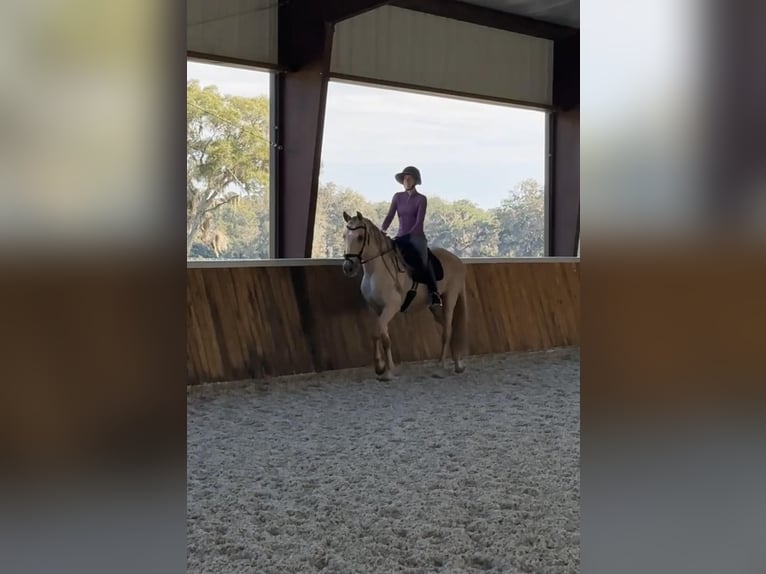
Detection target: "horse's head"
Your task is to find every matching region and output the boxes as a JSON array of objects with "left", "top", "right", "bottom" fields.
[
  {"left": 342, "top": 210, "right": 391, "bottom": 277},
  {"left": 342, "top": 210, "right": 367, "bottom": 277}
]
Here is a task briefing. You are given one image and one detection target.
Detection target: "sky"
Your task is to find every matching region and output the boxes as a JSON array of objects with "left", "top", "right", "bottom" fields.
[{"left": 187, "top": 60, "right": 546, "bottom": 209}]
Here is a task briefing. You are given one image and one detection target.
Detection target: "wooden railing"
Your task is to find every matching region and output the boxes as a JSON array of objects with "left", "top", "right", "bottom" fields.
[{"left": 187, "top": 258, "right": 580, "bottom": 384}]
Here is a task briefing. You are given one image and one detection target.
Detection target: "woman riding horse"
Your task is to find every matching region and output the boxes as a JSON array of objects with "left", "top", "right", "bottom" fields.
[{"left": 381, "top": 166, "right": 443, "bottom": 308}]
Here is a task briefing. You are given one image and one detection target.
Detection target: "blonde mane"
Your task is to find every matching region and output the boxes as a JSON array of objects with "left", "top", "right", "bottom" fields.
[
  {"left": 350, "top": 215, "right": 405, "bottom": 277},
  {"left": 364, "top": 217, "right": 389, "bottom": 254}
]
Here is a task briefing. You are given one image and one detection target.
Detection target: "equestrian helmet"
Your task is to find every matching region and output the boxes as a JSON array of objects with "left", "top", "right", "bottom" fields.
[{"left": 395, "top": 166, "right": 422, "bottom": 185}]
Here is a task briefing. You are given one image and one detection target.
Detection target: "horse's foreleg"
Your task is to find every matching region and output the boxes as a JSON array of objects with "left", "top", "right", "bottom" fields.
[
  {"left": 376, "top": 303, "right": 399, "bottom": 381},
  {"left": 385, "top": 338, "right": 395, "bottom": 375},
  {"left": 368, "top": 305, "right": 386, "bottom": 375},
  {"left": 439, "top": 292, "right": 457, "bottom": 370},
  {"left": 373, "top": 335, "right": 385, "bottom": 375}
]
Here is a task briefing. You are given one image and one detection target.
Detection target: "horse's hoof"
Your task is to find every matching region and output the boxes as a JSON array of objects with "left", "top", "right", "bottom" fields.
[
  {"left": 378, "top": 372, "right": 393, "bottom": 381},
  {"left": 454, "top": 361, "right": 466, "bottom": 373},
  {"left": 374, "top": 363, "right": 386, "bottom": 375}
]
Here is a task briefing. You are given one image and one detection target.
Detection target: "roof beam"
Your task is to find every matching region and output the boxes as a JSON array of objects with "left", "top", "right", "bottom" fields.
[
  {"left": 553, "top": 32, "right": 579, "bottom": 110},
  {"left": 278, "top": 0, "right": 328, "bottom": 72},
  {"left": 273, "top": 1, "right": 335, "bottom": 257},
  {"left": 324, "top": 0, "right": 392, "bottom": 23},
  {"left": 548, "top": 32, "right": 579, "bottom": 256},
  {"left": 390, "top": 0, "right": 577, "bottom": 40},
  {"left": 272, "top": 1, "right": 392, "bottom": 257},
  {"left": 548, "top": 108, "right": 580, "bottom": 256}
]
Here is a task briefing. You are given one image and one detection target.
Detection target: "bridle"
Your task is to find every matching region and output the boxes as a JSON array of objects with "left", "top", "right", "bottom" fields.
[{"left": 344, "top": 222, "right": 393, "bottom": 265}]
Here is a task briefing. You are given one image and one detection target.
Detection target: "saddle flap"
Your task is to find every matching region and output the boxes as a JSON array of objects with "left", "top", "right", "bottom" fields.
[
  {"left": 426, "top": 250, "right": 445, "bottom": 282},
  {"left": 393, "top": 238, "right": 444, "bottom": 283}
]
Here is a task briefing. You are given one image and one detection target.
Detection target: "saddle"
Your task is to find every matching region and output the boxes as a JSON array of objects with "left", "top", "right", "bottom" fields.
[{"left": 392, "top": 238, "right": 444, "bottom": 312}]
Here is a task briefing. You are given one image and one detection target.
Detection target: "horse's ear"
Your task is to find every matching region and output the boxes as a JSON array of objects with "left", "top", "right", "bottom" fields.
[
  {"left": 343, "top": 211, "right": 351, "bottom": 222},
  {"left": 356, "top": 211, "right": 363, "bottom": 220}
]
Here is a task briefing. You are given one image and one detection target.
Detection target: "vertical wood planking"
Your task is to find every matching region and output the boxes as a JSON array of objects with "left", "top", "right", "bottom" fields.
[
  {"left": 187, "top": 269, "right": 225, "bottom": 382},
  {"left": 187, "top": 261, "right": 579, "bottom": 384}
]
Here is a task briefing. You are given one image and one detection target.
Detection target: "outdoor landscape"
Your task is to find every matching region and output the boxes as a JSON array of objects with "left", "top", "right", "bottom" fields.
[{"left": 187, "top": 80, "right": 545, "bottom": 259}]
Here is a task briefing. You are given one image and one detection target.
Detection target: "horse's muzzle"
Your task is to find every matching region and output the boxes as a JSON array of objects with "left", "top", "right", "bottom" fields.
[{"left": 342, "top": 258, "right": 359, "bottom": 277}]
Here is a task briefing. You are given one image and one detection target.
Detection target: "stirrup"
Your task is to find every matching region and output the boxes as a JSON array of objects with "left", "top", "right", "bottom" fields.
[{"left": 430, "top": 292, "right": 443, "bottom": 307}]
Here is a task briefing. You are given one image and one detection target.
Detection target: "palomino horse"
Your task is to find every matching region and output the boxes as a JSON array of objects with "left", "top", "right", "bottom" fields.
[{"left": 341, "top": 210, "right": 468, "bottom": 380}]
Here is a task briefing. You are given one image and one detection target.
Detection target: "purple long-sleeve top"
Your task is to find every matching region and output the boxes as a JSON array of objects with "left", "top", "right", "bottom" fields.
[{"left": 381, "top": 190, "right": 427, "bottom": 237}]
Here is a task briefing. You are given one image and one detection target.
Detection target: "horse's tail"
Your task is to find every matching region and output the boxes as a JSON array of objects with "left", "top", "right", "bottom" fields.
[{"left": 451, "top": 282, "right": 469, "bottom": 359}]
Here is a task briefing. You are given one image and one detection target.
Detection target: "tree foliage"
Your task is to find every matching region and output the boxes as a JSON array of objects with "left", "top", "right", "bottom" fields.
[
  {"left": 187, "top": 80, "right": 270, "bottom": 255},
  {"left": 493, "top": 178, "right": 546, "bottom": 257},
  {"left": 186, "top": 83, "right": 545, "bottom": 259}
]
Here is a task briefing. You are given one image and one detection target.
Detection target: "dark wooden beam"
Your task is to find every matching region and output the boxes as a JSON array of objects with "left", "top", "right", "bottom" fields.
[
  {"left": 271, "top": 0, "right": 392, "bottom": 257},
  {"left": 548, "top": 32, "right": 579, "bottom": 256},
  {"left": 278, "top": 1, "right": 328, "bottom": 72},
  {"left": 274, "top": 1, "right": 334, "bottom": 257},
  {"left": 325, "top": 0, "right": 391, "bottom": 23},
  {"left": 390, "top": 0, "right": 577, "bottom": 40},
  {"left": 553, "top": 32, "right": 579, "bottom": 110},
  {"left": 548, "top": 109, "right": 579, "bottom": 256}
]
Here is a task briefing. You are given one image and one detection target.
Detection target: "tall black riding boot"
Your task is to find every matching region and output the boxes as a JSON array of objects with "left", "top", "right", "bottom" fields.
[{"left": 425, "top": 263, "right": 442, "bottom": 307}]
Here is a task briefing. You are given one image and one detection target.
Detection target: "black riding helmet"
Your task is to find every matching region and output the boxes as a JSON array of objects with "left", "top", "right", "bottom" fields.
[{"left": 395, "top": 166, "right": 421, "bottom": 186}]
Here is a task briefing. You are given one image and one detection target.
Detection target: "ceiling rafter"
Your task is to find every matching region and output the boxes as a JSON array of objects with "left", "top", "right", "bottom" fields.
[{"left": 390, "top": 0, "right": 577, "bottom": 40}]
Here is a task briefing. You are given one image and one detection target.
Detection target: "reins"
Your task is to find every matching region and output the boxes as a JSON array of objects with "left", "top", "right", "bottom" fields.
[
  {"left": 343, "top": 222, "right": 395, "bottom": 264},
  {"left": 344, "top": 219, "right": 404, "bottom": 284}
]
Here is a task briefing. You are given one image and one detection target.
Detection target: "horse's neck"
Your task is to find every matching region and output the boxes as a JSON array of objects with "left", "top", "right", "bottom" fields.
[
  {"left": 362, "top": 253, "right": 388, "bottom": 273},
  {"left": 362, "top": 239, "right": 405, "bottom": 281}
]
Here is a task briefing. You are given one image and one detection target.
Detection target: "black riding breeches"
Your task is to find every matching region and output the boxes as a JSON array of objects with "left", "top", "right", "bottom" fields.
[{"left": 400, "top": 234, "right": 438, "bottom": 293}]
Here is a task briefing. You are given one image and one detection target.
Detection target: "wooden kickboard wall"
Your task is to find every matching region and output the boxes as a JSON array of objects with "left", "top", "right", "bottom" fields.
[{"left": 187, "top": 260, "right": 580, "bottom": 384}]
